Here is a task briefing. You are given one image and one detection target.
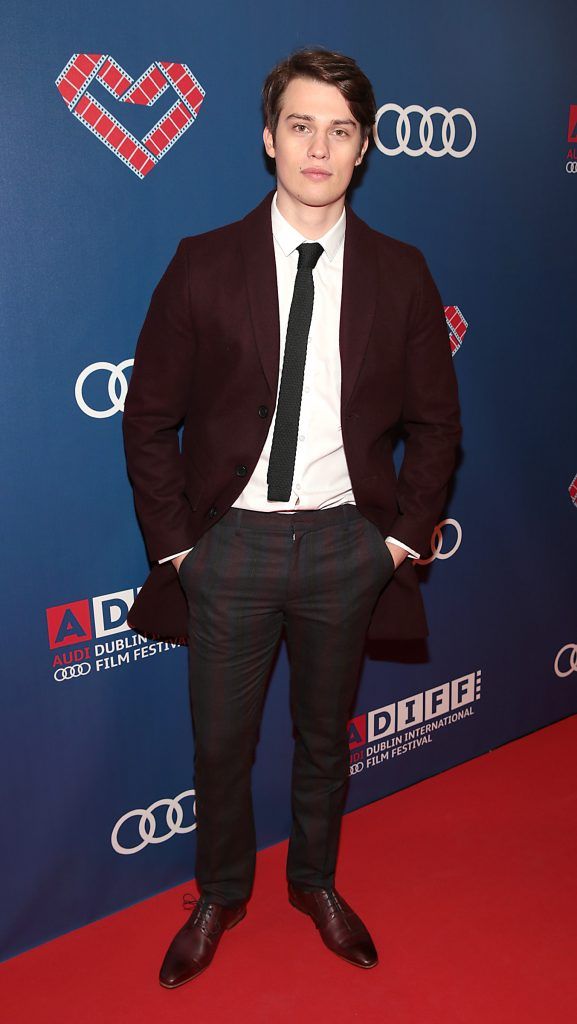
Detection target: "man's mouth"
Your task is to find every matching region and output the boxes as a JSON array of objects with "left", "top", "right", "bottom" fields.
[{"left": 301, "top": 168, "right": 332, "bottom": 180}]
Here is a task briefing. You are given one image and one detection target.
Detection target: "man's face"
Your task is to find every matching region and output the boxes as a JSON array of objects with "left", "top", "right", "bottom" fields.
[{"left": 263, "top": 77, "right": 368, "bottom": 214}]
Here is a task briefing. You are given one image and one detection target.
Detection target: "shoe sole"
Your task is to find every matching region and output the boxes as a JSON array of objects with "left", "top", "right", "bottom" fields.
[
  {"left": 159, "top": 907, "right": 247, "bottom": 989},
  {"left": 288, "top": 897, "right": 378, "bottom": 969}
]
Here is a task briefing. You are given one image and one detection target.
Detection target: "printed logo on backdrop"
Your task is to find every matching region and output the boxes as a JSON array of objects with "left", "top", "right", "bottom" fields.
[
  {"left": 554, "top": 644, "right": 577, "bottom": 678},
  {"left": 566, "top": 105, "right": 577, "bottom": 173},
  {"left": 75, "top": 360, "right": 133, "bottom": 418},
  {"left": 46, "top": 586, "right": 181, "bottom": 682},
  {"left": 417, "top": 518, "right": 462, "bottom": 565},
  {"left": 445, "top": 306, "right": 468, "bottom": 356},
  {"left": 75, "top": 307, "right": 465, "bottom": 421},
  {"left": 374, "top": 104, "right": 476, "bottom": 158},
  {"left": 569, "top": 473, "right": 577, "bottom": 508},
  {"left": 111, "top": 789, "right": 197, "bottom": 855},
  {"left": 55, "top": 54, "right": 205, "bottom": 178},
  {"left": 348, "top": 670, "right": 481, "bottom": 775}
]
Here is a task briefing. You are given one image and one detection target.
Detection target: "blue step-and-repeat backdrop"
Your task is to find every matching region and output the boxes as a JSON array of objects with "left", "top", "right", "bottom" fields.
[{"left": 1, "top": 0, "right": 576, "bottom": 961}]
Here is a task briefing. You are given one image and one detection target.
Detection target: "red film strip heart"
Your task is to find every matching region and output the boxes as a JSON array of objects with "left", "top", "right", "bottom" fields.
[
  {"left": 444, "top": 305, "right": 468, "bottom": 356},
  {"left": 569, "top": 474, "right": 577, "bottom": 508},
  {"left": 55, "top": 54, "right": 205, "bottom": 178}
]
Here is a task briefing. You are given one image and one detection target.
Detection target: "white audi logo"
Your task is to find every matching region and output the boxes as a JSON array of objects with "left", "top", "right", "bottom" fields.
[
  {"left": 417, "top": 518, "right": 462, "bottom": 565},
  {"left": 111, "top": 788, "right": 197, "bottom": 855},
  {"left": 75, "top": 359, "right": 134, "bottom": 418},
  {"left": 566, "top": 162, "right": 577, "bottom": 173},
  {"left": 554, "top": 644, "right": 577, "bottom": 678},
  {"left": 54, "top": 662, "right": 91, "bottom": 682},
  {"left": 374, "top": 104, "right": 476, "bottom": 158},
  {"left": 349, "top": 762, "right": 364, "bottom": 776}
]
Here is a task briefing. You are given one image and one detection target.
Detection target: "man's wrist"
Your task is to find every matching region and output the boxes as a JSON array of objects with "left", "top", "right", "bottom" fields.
[
  {"left": 172, "top": 552, "right": 189, "bottom": 573},
  {"left": 384, "top": 539, "right": 409, "bottom": 570}
]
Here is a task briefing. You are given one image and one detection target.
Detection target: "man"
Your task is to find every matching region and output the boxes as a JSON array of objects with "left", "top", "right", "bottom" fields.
[{"left": 123, "top": 48, "right": 461, "bottom": 987}]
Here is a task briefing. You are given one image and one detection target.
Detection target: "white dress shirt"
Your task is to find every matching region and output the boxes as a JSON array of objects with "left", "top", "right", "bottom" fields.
[{"left": 160, "top": 192, "right": 419, "bottom": 562}]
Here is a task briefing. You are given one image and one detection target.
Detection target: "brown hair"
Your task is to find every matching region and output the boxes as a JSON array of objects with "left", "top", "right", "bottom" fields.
[{"left": 262, "top": 48, "right": 376, "bottom": 144}]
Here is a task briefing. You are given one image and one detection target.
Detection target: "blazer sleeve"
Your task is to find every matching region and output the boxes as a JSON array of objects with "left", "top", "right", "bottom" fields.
[
  {"left": 122, "top": 240, "right": 197, "bottom": 562},
  {"left": 387, "top": 249, "right": 462, "bottom": 556}
]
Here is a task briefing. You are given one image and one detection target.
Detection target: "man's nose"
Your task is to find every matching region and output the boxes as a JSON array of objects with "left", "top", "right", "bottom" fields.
[{"left": 307, "top": 133, "right": 330, "bottom": 159}]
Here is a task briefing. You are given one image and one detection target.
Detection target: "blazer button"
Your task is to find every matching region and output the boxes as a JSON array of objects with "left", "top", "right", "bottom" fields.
[
  {"left": 235, "top": 464, "right": 248, "bottom": 477},
  {"left": 258, "top": 405, "right": 269, "bottom": 418},
  {"left": 208, "top": 505, "right": 218, "bottom": 518}
]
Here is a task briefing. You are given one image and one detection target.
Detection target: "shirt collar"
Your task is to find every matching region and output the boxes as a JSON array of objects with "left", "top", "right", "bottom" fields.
[{"left": 271, "top": 191, "right": 346, "bottom": 263}]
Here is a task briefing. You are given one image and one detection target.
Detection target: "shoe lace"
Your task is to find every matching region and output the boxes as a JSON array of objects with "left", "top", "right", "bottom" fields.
[
  {"left": 321, "top": 889, "right": 345, "bottom": 920},
  {"left": 183, "top": 892, "right": 199, "bottom": 910},
  {"left": 182, "top": 892, "right": 217, "bottom": 935}
]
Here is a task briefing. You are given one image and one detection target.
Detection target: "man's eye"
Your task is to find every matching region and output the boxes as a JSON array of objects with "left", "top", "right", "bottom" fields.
[
  {"left": 294, "top": 123, "right": 309, "bottom": 132},
  {"left": 333, "top": 129, "right": 349, "bottom": 137}
]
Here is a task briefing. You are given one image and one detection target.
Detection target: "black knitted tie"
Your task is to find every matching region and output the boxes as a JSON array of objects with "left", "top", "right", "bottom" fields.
[{"left": 267, "top": 241, "right": 324, "bottom": 501}]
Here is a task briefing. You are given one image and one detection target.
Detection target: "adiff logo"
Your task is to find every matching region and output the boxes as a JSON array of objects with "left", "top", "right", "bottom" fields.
[
  {"left": 55, "top": 54, "right": 205, "bottom": 178},
  {"left": 565, "top": 106, "right": 577, "bottom": 172},
  {"left": 45, "top": 587, "right": 180, "bottom": 682},
  {"left": 347, "top": 671, "right": 482, "bottom": 771},
  {"left": 569, "top": 473, "right": 577, "bottom": 509}
]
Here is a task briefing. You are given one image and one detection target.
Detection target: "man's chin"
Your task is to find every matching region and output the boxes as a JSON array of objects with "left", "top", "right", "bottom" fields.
[
  {"left": 297, "top": 187, "right": 347, "bottom": 209},
  {"left": 275, "top": 181, "right": 348, "bottom": 216}
]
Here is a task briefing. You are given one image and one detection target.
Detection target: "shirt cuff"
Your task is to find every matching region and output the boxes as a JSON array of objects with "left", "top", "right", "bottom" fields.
[
  {"left": 158, "top": 547, "right": 194, "bottom": 564},
  {"left": 385, "top": 536, "right": 420, "bottom": 559}
]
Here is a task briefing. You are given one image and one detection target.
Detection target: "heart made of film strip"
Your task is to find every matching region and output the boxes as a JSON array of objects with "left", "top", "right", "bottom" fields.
[{"left": 56, "top": 54, "right": 205, "bottom": 178}]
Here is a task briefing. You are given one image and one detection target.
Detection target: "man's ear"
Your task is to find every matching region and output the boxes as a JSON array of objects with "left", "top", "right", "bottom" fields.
[
  {"left": 355, "top": 135, "right": 370, "bottom": 167},
  {"left": 263, "top": 125, "right": 276, "bottom": 159}
]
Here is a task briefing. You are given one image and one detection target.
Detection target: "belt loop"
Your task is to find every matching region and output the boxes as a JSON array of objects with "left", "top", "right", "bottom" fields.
[{"left": 342, "top": 502, "right": 350, "bottom": 532}]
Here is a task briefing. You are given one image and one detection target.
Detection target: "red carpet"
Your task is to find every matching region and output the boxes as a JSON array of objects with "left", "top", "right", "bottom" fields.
[{"left": 2, "top": 715, "right": 575, "bottom": 1023}]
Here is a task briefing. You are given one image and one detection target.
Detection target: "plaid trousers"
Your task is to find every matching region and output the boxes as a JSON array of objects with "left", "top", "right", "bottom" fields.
[{"left": 178, "top": 502, "right": 394, "bottom": 904}]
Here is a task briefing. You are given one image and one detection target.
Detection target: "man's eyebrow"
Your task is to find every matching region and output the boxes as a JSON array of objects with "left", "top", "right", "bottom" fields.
[{"left": 285, "top": 113, "right": 357, "bottom": 127}]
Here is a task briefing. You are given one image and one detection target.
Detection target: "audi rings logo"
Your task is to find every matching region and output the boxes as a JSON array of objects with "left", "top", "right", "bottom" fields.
[
  {"left": 54, "top": 662, "right": 91, "bottom": 682},
  {"left": 374, "top": 104, "right": 476, "bottom": 158},
  {"left": 111, "top": 788, "right": 197, "bottom": 855},
  {"left": 566, "top": 162, "right": 577, "bottom": 173},
  {"left": 75, "top": 359, "right": 134, "bottom": 418},
  {"left": 418, "top": 518, "right": 462, "bottom": 565},
  {"left": 554, "top": 644, "right": 577, "bottom": 678},
  {"left": 349, "top": 762, "right": 364, "bottom": 776}
]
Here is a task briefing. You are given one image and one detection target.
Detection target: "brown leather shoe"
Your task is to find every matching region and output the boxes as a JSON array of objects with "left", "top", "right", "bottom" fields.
[
  {"left": 159, "top": 893, "right": 247, "bottom": 988},
  {"left": 288, "top": 883, "right": 378, "bottom": 968}
]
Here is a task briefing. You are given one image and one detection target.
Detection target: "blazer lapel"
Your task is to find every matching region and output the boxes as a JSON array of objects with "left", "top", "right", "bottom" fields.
[
  {"left": 240, "top": 191, "right": 280, "bottom": 397},
  {"left": 339, "top": 204, "right": 378, "bottom": 411}
]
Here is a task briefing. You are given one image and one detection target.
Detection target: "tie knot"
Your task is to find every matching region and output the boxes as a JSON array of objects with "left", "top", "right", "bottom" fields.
[{"left": 297, "top": 242, "right": 324, "bottom": 270}]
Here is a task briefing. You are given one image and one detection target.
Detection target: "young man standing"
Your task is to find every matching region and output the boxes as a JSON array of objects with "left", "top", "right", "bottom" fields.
[{"left": 123, "top": 48, "right": 461, "bottom": 987}]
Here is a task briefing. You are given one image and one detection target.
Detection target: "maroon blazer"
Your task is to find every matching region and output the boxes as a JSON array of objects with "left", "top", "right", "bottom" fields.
[{"left": 123, "top": 191, "right": 461, "bottom": 643}]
